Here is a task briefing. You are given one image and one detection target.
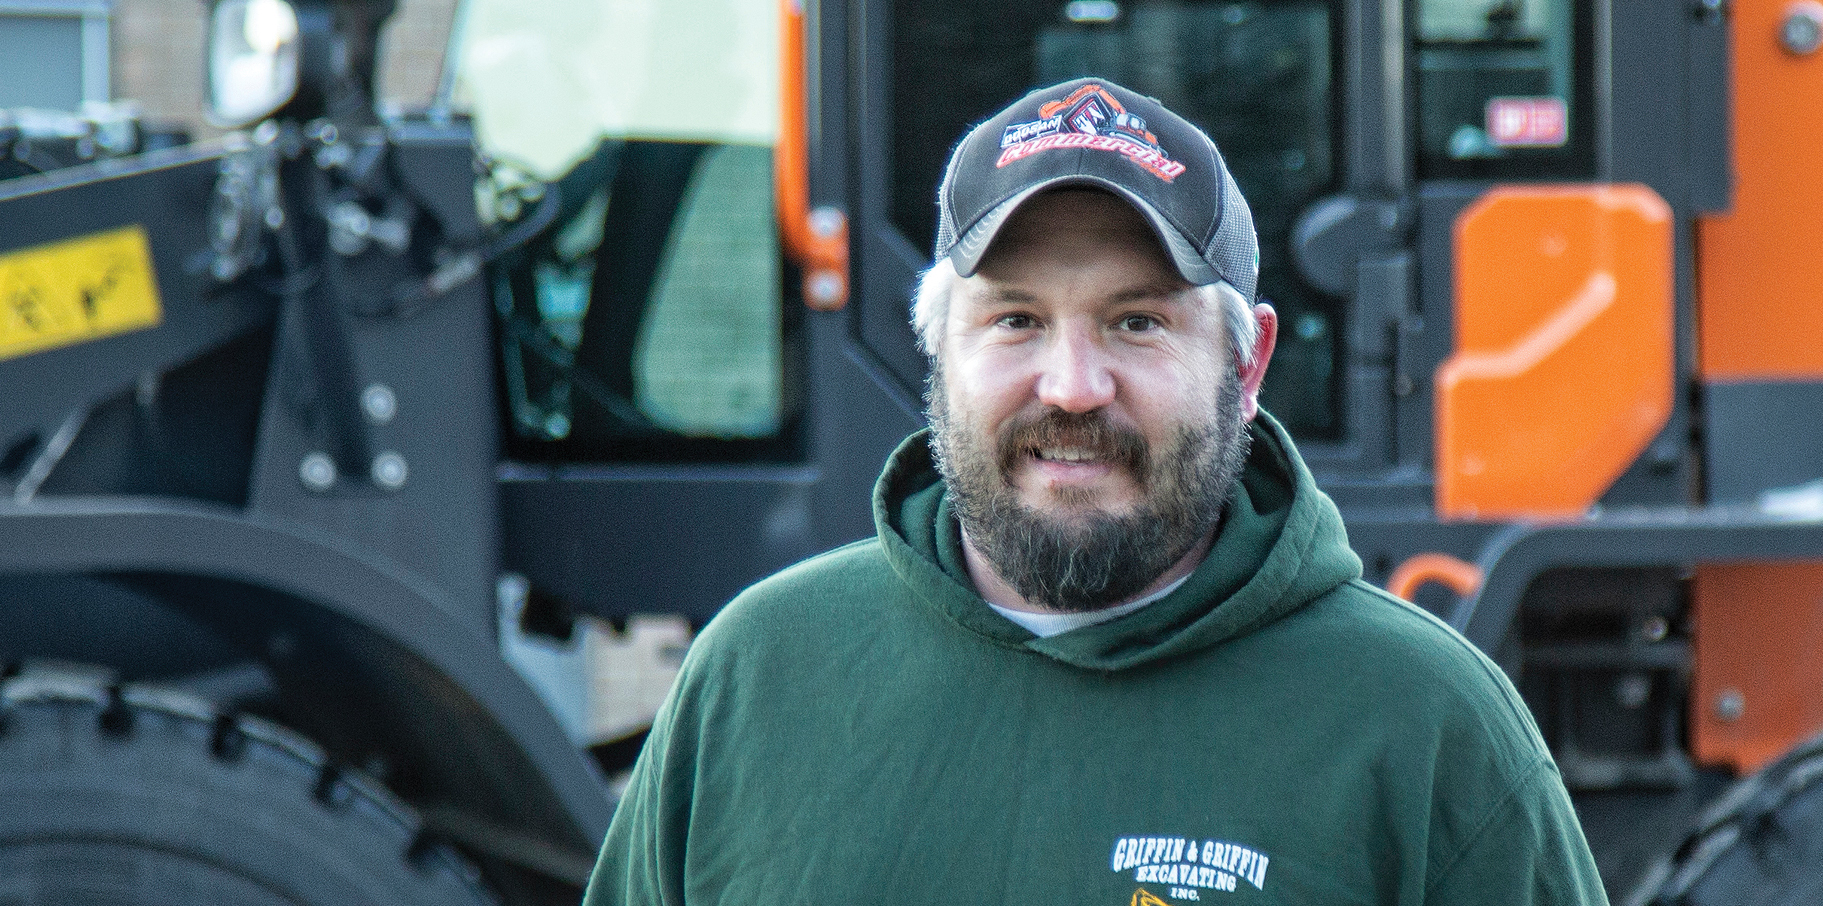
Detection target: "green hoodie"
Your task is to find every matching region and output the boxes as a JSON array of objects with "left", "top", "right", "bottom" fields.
[{"left": 585, "top": 416, "right": 1607, "bottom": 905}]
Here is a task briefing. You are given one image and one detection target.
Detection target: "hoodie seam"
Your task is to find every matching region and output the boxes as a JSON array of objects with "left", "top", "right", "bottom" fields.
[{"left": 1422, "top": 757, "right": 1559, "bottom": 897}]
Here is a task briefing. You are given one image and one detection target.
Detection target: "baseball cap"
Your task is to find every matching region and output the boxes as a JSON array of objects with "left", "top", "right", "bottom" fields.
[{"left": 933, "top": 78, "right": 1259, "bottom": 303}]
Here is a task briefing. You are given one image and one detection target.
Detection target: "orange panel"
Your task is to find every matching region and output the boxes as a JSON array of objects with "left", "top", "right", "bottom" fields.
[
  {"left": 774, "top": 0, "right": 849, "bottom": 310},
  {"left": 1691, "top": 562, "right": 1823, "bottom": 774},
  {"left": 1437, "top": 185, "right": 1674, "bottom": 520},
  {"left": 1698, "top": 0, "right": 1823, "bottom": 378}
]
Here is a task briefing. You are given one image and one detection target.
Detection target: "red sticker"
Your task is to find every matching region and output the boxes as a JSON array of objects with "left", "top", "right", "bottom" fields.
[{"left": 1486, "top": 97, "right": 1568, "bottom": 148}]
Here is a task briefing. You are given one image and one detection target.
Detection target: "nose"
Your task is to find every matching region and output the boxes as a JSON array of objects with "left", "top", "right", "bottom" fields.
[{"left": 1034, "top": 326, "right": 1116, "bottom": 413}]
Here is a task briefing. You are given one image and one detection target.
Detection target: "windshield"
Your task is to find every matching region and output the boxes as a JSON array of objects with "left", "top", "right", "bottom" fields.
[
  {"left": 449, "top": 0, "right": 778, "bottom": 177},
  {"left": 446, "top": 0, "right": 796, "bottom": 462}
]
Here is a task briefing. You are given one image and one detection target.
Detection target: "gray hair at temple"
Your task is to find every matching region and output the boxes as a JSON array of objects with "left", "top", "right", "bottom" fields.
[{"left": 911, "top": 257, "right": 1261, "bottom": 367}]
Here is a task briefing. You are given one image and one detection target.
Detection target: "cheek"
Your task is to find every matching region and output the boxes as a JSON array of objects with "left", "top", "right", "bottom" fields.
[
  {"left": 1128, "top": 360, "right": 1229, "bottom": 430},
  {"left": 946, "top": 350, "right": 1030, "bottom": 413}
]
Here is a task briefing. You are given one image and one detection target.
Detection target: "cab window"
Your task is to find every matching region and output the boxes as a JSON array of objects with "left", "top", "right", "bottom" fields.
[
  {"left": 1414, "top": 0, "right": 1594, "bottom": 178},
  {"left": 453, "top": 0, "right": 801, "bottom": 462}
]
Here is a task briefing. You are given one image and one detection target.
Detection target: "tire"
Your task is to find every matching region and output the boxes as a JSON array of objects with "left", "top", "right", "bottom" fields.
[
  {"left": 1630, "top": 732, "right": 1823, "bottom": 906},
  {"left": 0, "top": 665, "right": 497, "bottom": 906}
]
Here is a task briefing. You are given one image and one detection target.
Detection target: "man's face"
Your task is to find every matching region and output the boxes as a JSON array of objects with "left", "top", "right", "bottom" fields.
[{"left": 928, "top": 189, "right": 1269, "bottom": 612}]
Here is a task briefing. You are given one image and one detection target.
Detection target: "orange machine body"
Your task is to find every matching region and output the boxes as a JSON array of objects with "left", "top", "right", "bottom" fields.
[
  {"left": 1437, "top": 184, "right": 1674, "bottom": 520},
  {"left": 1686, "top": 0, "right": 1823, "bottom": 777},
  {"left": 1697, "top": 0, "right": 1823, "bottom": 380}
]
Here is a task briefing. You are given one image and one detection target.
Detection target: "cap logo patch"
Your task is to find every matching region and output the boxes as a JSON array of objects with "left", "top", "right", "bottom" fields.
[{"left": 996, "top": 84, "right": 1185, "bottom": 182}]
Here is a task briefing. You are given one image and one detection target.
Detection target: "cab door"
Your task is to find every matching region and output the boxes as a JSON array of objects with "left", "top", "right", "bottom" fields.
[{"left": 453, "top": 0, "right": 922, "bottom": 625}]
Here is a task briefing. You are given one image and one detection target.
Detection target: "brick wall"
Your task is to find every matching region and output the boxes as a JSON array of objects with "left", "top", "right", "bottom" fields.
[{"left": 111, "top": 0, "right": 458, "bottom": 136}]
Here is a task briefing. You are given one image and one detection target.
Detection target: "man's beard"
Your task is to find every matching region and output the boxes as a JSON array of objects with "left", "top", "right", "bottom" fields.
[{"left": 927, "top": 369, "right": 1252, "bottom": 613}]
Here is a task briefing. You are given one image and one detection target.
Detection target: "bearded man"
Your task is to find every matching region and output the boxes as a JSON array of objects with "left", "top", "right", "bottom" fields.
[{"left": 585, "top": 79, "right": 1607, "bottom": 905}]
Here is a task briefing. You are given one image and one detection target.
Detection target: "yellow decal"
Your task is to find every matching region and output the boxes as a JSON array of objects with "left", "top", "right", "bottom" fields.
[
  {"left": 0, "top": 225, "right": 164, "bottom": 361},
  {"left": 1130, "top": 889, "right": 1171, "bottom": 906}
]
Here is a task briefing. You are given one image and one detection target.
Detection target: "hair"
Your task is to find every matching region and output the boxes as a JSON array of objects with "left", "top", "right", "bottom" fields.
[{"left": 912, "top": 257, "right": 1260, "bottom": 366}]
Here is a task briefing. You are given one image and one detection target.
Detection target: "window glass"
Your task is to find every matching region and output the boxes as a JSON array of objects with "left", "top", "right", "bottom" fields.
[
  {"left": 454, "top": 0, "right": 797, "bottom": 461},
  {"left": 0, "top": 15, "right": 84, "bottom": 110},
  {"left": 892, "top": 0, "right": 1343, "bottom": 438},
  {"left": 1414, "top": 0, "right": 1592, "bottom": 178}
]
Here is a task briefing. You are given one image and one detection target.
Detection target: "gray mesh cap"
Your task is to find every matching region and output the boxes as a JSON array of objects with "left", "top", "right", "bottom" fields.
[{"left": 934, "top": 78, "right": 1259, "bottom": 302}]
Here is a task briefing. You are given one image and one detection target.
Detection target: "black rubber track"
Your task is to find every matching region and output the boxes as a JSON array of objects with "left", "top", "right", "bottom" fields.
[
  {"left": 0, "top": 666, "right": 497, "bottom": 905},
  {"left": 1631, "top": 732, "right": 1823, "bottom": 906}
]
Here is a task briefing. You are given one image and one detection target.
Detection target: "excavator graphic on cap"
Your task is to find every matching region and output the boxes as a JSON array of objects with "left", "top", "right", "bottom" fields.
[
  {"left": 996, "top": 82, "right": 1184, "bottom": 180},
  {"left": 996, "top": 83, "right": 1164, "bottom": 155}
]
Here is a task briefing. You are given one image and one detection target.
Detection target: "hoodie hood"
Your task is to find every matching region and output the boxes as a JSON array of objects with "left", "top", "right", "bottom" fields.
[{"left": 873, "top": 411, "right": 1362, "bottom": 671}]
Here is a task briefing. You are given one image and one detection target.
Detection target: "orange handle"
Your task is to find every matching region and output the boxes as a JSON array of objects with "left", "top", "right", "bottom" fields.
[
  {"left": 1385, "top": 553, "right": 1484, "bottom": 602},
  {"left": 776, "top": 0, "right": 849, "bottom": 310}
]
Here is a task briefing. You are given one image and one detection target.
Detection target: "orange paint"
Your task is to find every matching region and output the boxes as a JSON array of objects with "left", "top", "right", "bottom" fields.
[
  {"left": 1690, "top": 562, "right": 1823, "bottom": 774},
  {"left": 1437, "top": 185, "right": 1674, "bottom": 520},
  {"left": 1697, "top": 0, "right": 1823, "bottom": 378},
  {"left": 774, "top": 0, "right": 849, "bottom": 310}
]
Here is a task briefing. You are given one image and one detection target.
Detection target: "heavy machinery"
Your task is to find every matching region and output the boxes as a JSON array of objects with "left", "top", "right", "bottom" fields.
[{"left": 3, "top": 0, "right": 1823, "bottom": 902}]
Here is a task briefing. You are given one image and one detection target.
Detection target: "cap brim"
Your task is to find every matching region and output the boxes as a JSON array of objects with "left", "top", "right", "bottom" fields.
[{"left": 946, "top": 176, "right": 1222, "bottom": 287}]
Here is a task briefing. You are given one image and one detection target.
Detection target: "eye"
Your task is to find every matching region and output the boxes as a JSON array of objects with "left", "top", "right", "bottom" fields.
[
  {"left": 995, "top": 313, "right": 1037, "bottom": 330},
  {"left": 1117, "top": 314, "right": 1160, "bottom": 332}
]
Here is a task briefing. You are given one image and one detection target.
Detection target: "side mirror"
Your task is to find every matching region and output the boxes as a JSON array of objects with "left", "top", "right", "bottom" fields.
[
  {"left": 206, "top": 0, "right": 395, "bottom": 128},
  {"left": 207, "top": 0, "right": 301, "bottom": 127}
]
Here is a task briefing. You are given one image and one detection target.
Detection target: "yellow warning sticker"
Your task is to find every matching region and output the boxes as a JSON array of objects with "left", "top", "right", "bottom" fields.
[{"left": 0, "top": 225, "right": 164, "bottom": 361}]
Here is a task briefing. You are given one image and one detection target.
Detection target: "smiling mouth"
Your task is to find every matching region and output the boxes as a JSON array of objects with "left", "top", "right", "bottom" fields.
[
  {"left": 996, "top": 410, "right": 1151, "bottom": 484},
  {"left": 1033, "top": 445, "right": 1105, "bottom": 463}
]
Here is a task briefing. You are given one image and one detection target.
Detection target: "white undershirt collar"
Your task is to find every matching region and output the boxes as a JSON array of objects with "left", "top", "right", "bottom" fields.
[{"left": 987, "top": 573, "right": 1192, "bottom": 638}]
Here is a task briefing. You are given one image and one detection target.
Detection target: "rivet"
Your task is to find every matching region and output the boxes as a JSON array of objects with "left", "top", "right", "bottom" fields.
[
  {"left": 1715, "top": 688, "right": 1746, "bottom": 722},
  {"left": 1782, "top": 1, "right": 1823, "bottom": 54},
  {"left": 299, "top": 452, "right": 336, "bottom": 492},
  {"left": 361, "top": 384, "right": 397, "bottom": 425},
  {"left": 371, "top": 452, "right": 408, "bottom": 490},
  {"left": 806, "top": 271, "right": 844, "bottom": 307}
]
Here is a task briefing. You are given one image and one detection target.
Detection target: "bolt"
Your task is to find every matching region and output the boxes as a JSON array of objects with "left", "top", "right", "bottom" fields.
[
  {"left": 806, "top": 270, "right": 845, "bottom": 307},
  {"left": 299, "top": 452, "right": 336, "bottom": 492},
  {"left": 808, "top": 206, "right": 845, "bottom": 239},
  {"left": 1716, "top": 688, "right": 1746, "bottom": 722},
  {"left": 1640, "top": 615, "right": 1670, "bottom": 642},
  {"left": 1615, "top": 674, "right": 1652, "bottom": 710},
  {"left": 371, "top": 452, "right": 408, "bottom": 490},
  {"left": 264, "top": 206, "right": 285, "bottom": 230},
  {"left": 1783, "top": 2, "right": 1823, "bottom": 54},
  {"left": 360, "top": 384, "right": 397, "bottom": 425}
]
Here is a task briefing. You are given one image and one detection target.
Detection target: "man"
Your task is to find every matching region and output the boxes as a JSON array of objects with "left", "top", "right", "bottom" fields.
[{"left": 585, "top": 78, "right": 1607, "bottom": 905}]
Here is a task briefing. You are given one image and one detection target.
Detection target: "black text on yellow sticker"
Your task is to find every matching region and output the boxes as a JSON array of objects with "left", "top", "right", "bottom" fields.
[{"left": 0, "top": 225, "right": 163, "bottom": 361}]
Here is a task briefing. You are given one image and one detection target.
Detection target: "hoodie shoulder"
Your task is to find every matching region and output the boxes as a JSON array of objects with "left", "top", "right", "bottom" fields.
[
  {"left": 693, "top": 539, "right": 902, "bottom": 646},
  {"left": 1285, "top": 579, "right": 1553, "bottom": 770}
]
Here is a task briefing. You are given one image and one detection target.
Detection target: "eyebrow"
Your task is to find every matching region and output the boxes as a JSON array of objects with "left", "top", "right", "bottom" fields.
[
  {"left": 965, "top": 286, "right": 1037, "bottom": 308},
  {"left": 1109, "top": 282, "right": 1197, "bottom": 305},
  {"left": 966, "top": 282, "right": 1194, "bottom": 308}
]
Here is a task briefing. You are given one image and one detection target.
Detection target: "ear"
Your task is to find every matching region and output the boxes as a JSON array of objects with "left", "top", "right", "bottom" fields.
[{"left": 1237, "top": 303, "right": 1277, "bottom": 422}]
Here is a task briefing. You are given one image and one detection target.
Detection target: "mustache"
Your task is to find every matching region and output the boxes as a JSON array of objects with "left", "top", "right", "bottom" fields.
[{"left": 996, "top": 409, "right": 1151, "bottom": 482}]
